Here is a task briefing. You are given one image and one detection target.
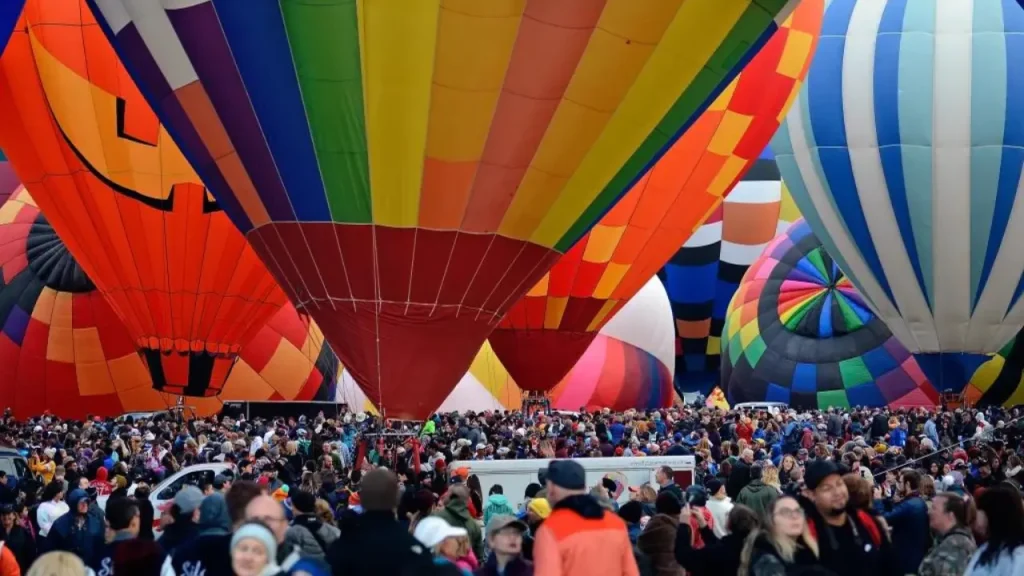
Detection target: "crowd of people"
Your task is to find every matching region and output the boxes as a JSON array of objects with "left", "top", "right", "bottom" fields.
[{"left": 0, "top": 401, "right": 1019, "bottom": 575}]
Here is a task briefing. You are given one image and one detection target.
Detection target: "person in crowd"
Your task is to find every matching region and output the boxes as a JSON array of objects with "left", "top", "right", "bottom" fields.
[
  {"left": 45, "top": 489, "right": 103, "bottom": 566},
  {"left": 434, "top": 485, "right": 484, "bottom": 562},
  {"left": 618, "top": 501, "right": 644, "bottom": 545},
  {"left": 133, "top": 483, "right": 155, "bottom": 541},
  {"left": 163, "top": 481, "right": 264, "bottom": 576},
  {"left": 474, "top": 514, "right": 533, "bottom": 576},
  {"left": 637, "top": 492, "right": 683, "bottom": 576},
  {"left": 326, "top": 469, "right": 437, "bottom": 576},
  {"left": 157, "top": 485, "right": 204, "bottom": 553},
  {"left": 704, "top": 479, "right": 733, "bottom": 538},
  {"left": 738, "top": 496, "right": 820, "bottom": 576},
  {"left": 882, "top": 468, "right": 930, "bottom": 575},
  {"left": 964, "top": 486, "right": 1024, "bottom": 576},
  {"left": 676, "top": 504, "right": 760, "bottom": 576},
  {"left": 231, "top": 520, "right": 282, "bottom": 576},
  {"left": 483, "top": 485, "right": 514, "bottom": 529},
  {"left": 735, "top": 464, "right": 778, "bottom": 521},
  {"left": 802, "top": 460, "right": 898, "bottom": 576},
  {"left": 285, "top": 489, "right": 340, "bottom": 561},
  {"left": 919, "top": 492, "right": 977, "bottom": 576},
  {"left": 91, "top": 496, "right": 165, "bottom": 575},
  {"left": 34, "top": 483, "right": 66, "bottom": 540},
  {"left": 0, "top": 474, "right": 16, "bottom": 507},
  {"left": 532, "top": 459, "right": 639, "bottom": 575},
  {"left": 413, "top": 516, "right": 472, "bottom": 575},
  {"left": 0, "top": 503, "right": 35, "bottom": 573},
  {"left": 25, "top": 551, "right": 84, "bottom": 576},
  {"left": 521, "top": 498, "right": 550, "bottom": 562},
  {"left": 654, "top": 466, "right": 682, "bottom": 504},
  {"left": 728, "top": 449, "right": 755, "bottom": 499}
]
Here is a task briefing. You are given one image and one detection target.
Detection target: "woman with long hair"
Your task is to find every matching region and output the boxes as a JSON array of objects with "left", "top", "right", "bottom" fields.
[
  {"left": 965, "top": 486, "right": 1024, "bottom": 575},
  {"left": 761, "top": 464, "right": 782, "bottom": 493},
  {"left": 738, "top": 496, "right": 821, "bottom": 576},
  {"left": 779, "top": 455, "right": 797, "bottom": 485}
]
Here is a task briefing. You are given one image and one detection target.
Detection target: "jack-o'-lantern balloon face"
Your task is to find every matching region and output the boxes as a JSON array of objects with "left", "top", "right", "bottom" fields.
[{"left": 0, "top": 0, "right": 288, "bottom": 397}]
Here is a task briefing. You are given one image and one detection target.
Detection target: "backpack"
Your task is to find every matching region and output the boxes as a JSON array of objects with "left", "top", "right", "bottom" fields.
[{"left": 784, "top": 423, "right": 802, "bottom": 446}]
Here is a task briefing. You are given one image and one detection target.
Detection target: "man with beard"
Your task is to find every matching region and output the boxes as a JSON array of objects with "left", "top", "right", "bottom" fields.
[{"left": 802, "top": 460, "right": 898, "bottom": 576}]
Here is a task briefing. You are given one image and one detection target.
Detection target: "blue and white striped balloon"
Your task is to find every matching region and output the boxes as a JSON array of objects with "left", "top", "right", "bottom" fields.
[{"left": 772, "top": 0, "right": 1024, "bottom": 355}]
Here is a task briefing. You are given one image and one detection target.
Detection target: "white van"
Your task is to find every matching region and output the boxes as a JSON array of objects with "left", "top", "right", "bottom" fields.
[
  {"left": 449, "top": 456, "right": 695, "bottom": 511},
  {"left": 733, "top": 402, "right": 789, "bottom": 415}
]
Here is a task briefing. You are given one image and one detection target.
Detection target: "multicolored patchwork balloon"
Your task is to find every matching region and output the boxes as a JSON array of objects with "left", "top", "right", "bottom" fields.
[
  {"left": 659, "top": 147, "right": 799, "bottom": 395},
  {"left": 722, "top": 219, "right": 940, "bottom": 409}
]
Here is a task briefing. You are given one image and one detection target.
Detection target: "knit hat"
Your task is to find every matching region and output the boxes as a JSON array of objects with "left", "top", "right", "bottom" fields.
[
  {"left": 231, "top": 521, "right": 279, "bottom": 564},
  {"left": 527, "top": 498, "right": 551, "bottom": 519}
]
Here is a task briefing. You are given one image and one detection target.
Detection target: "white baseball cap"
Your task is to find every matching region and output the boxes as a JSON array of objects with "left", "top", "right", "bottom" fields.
[{"left": 413, "top": 517, "right": 468, "bottom": 548}]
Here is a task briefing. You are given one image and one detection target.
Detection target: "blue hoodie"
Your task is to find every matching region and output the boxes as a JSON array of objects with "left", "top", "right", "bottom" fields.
[{"left": 47, "top": 489, "right": 104, "bottom": 565}]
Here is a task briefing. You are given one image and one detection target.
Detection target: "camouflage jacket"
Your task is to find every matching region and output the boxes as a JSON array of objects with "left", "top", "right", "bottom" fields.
[{"left": 918, "top": 527, "right": 976, "bottom": 576}]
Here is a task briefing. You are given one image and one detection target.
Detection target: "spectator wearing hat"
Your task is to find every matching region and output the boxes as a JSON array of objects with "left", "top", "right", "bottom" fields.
[
  {"left": 327, "top": 469, "right": 437, "bottom": 576},
  {"left": 285, "top": 489, "right": 340, "bottom": 560},
  {"left": 533, "top": 459, "right": 639, "bottom": 576},
  {"left": 521, "top": 498, "right": 550, "bottom": 562},
  {"left": 802, "top": 460, "right": 898, "bottom": 576},
  {"left": 46, "top": 488, "right": 104, "bottom": 566},
  {"left": 158, "top": 485, "right": 204, "bottom": 554},
  {"left": 475, "top": 515, "right": 533, "bottom": 576},
  {"left": 413, "top": 516, "right": 472, "bottom": 575},
  {"left": 434, "top": 484, "right": 484, "bottom": 563}
]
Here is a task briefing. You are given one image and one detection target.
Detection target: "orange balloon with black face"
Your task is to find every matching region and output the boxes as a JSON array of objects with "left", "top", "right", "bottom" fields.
[{"left": 0, "top": 2, "right": 288, "bottom": 397}]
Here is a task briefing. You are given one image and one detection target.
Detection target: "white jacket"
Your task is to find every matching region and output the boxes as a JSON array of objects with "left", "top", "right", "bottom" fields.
[
  {"left": 705, "top": 497, "right": 734, "bottom": 538},
  {"left": 36, "top": 500, "right": 69, "bottom": 537}
]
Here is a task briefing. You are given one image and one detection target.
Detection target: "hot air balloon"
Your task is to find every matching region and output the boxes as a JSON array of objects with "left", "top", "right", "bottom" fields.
[
  {"left": 963, "top": 332, "right": 1024, "bottom": 407},
  {"left": 658, "top": 147, "right": 799, "bottom": 395},
  {"left": 0, "top": 1, "right": 22, "bottom": 55},
  {"left": 0, "top": 2, "right": 289, "bottom": 397},
  {"left": 0, "top": 150, "right": 18, "bottom": 206},
  {"left": 222, "top": 302, "right": 340, "bottom": 403},
  {"left": 722, "top": 219, "right": 940, "bottom": 410},
  {"left": 489, "top": 1, "right": 824, "bottom": 394},
  {"left": 771, "top": 0, "right": 1024, "bottom": 389},
  {"left": 550, "top": 277, "right": 676, "bottom": 412},
  {"left": 86, "top": 0, "right": 810, "bottom": 420},
  {"left": 0, "top": 187, "right": 209, "bottom": 419}
]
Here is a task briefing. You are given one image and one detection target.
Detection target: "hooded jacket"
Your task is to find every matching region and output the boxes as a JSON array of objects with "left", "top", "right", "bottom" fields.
[
  {"left": 47, "top": 489, "right": 104, "bottom": 565},
  {"left": 735, "top": 480, "right": 779, "bottom": 521},
  {"left": 533, "top": 494, "right": 639, "bottom": 576},
  {"left": 285, "top": 514, "right": 340, "bottom": 560},
  {"left": 483, "top": 494, "right": 515, "bottom": 528},
  {"left": 637, "top": 514, "right": 683, "bottom": 576},
  {"left": 327, "top": 510, "right": 437, "bottom": 576},
  {"left": 434, "top": 498, "right": 484, "bottom": 561}
]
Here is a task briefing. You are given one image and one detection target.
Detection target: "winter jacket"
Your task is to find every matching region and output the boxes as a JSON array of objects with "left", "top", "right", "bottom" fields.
[
  {"left": 474, "top": 553, "right": 533, "bottom": 576},
  {"left": 286, "top": 514, "right": 340, "bottom": 560},
  {"left": 483, "top": 495, "right": 515, "bottom": 528},
  {"left": 327, "top": 510, "right": 437, "bottom": 576},
  {"left": 727, "top": 461, "right": 752, "bottom": 499},
  {"left": 705, "top": 497, "right": 733, "bottom": 539},
  {"left": 89, "top": 531, "right": 166, "bottom": 575},
  {"left": 675, "top": 523, "right": 748, "bottom": 576},
  {"left": 46, "top": 489, "right": 104, "bottom": 566},
  {"left": 743, "top": 532, "right": 820, "bottom": 576},
  {"left": 882, "top": 494, "right": 929, "bottom": 575},
  {"left": 435, "top": 498, "right": 484, "bottom": 562},
  {"left": 735, "top": 480, "right": 778, "bottom": 521},
  {"left": 918, "top": 527, "right": 976, "bottom": 576},
  {"left": 963, "top": 544, "right": 1024, "bottom": 576},
  {"left": 533, "top": 494, "right": 639, "bottom": 576},
  {"left": 658, "top": 483, "right": 684, "bottom": 506},
  {"left": 637, "top": 514, "right": 683, "bottom": 576},
  {"left": 0, "top": 523, "right": 35, "bottom": 573},
  {"left": 158, "top": 517, "right": 200, "bottom": 555}
]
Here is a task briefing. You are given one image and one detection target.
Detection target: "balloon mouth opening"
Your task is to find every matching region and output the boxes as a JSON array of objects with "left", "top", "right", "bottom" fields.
[{"left": 139, "top": 347, "right": 237, "bottom": 397}]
